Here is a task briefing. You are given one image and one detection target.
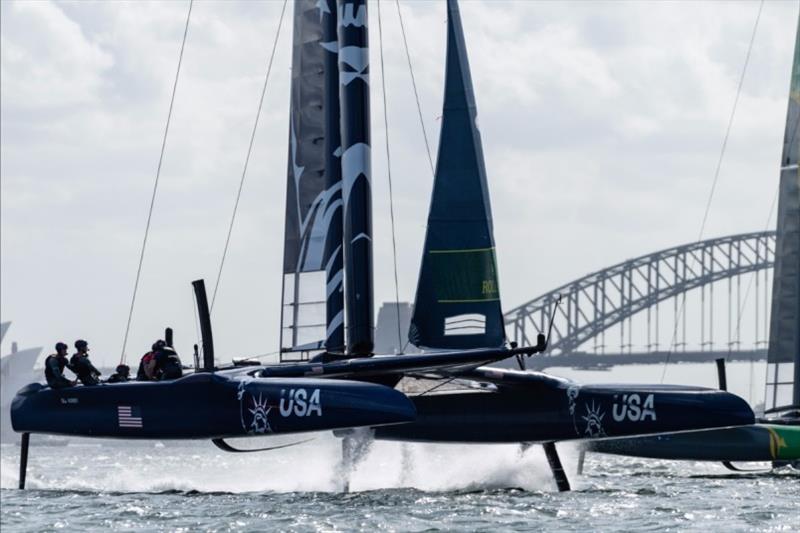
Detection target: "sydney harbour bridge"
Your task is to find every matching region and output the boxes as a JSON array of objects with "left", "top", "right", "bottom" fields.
[
  {"left": 503, "top": 231, "right": 775, "bottom": 369},
  {"left": 376, "top": 230, "right": 776, "bottom": 369}
]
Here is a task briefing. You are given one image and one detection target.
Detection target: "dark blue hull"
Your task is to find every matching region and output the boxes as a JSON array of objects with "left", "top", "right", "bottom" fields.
[
  {"left": 374, "top": 371, "right": 755, "bottom": 443},
  {"left": 11, "top": 371, "right": 416, "bottom": 439}
]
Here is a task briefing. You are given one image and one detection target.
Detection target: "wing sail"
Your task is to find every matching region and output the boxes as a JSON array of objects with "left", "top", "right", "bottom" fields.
[{"left": 281, "top": 0, "right": 343, "bottom": 357}]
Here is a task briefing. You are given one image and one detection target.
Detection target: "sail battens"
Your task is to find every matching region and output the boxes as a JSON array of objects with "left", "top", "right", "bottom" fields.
[
  {"left": 408, "top": 0, "right": 506, "bottom": 350},
  {"left": 287, "top": 300, "right": 327, "bottom": 306}
]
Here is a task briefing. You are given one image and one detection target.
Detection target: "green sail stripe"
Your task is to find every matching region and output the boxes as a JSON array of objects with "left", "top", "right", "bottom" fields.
[{"left": 430, "top": 247, "right": 499, "bottom": 303}]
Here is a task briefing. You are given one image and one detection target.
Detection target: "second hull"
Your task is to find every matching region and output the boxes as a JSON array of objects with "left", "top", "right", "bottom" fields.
[
  {"left": 587, "top": 423, "right": 800, "bottom": 462},
  {"left": 375, "top": 375, "right": 755, "bottom": 443}
]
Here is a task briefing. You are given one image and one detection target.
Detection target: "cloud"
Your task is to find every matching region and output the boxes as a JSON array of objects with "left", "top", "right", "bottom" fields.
[{"left": 1, "top": 1, "right": 113, "bottom": 111}]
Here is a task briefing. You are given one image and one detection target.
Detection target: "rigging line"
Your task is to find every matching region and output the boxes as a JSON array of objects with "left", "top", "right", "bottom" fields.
[
  {"left": 659, "top": 0, "right": 764, "bottom": 382},
  {"left": 395, "top": 0, "right": 435, "bottom": 176},
  {"left": 419, "top": 377, "right": 456, "bottom": 396},
  {"left": 210, "top": 0, "right": 288, "bottom": 313},
  {"left": 378, "top": 0, "right": 404, "bottom": 352},
  {"left": 247, "top": 350, "right": 280, "bottom": 361},
  {"left": 120, "top": 0, "right": 193, "bottom": 365},
  {"left": 401, "top": 339, "right": 412, "bottom": 354},
  {"left": 697, "top": 0, "right": 765, "bottom": 241}
]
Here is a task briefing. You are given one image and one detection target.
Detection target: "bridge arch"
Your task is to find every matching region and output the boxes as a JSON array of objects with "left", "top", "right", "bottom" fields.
[{"left": 505, "top": 231, "right": 776, "bottom": 355}]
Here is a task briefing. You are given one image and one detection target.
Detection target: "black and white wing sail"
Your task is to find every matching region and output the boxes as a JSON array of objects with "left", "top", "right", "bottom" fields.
[{"left": 281, "top": 0, "right": 344, "bottom": 356}]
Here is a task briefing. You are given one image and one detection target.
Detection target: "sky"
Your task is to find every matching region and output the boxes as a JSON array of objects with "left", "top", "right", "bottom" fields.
[{"left": 1, "top": 0, "right": 798, "bottom": 371}]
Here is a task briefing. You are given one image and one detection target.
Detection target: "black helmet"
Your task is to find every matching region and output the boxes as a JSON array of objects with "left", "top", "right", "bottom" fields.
[
  {"left": 75, "top": 339, "right": 88, "bottom": 350},
  {"left": 55, "top": 342, "right": 68, "bottom": 352},
  {"left": 152, "top": 340, "right": 166, "bottom": 351},
  {"left": 116, "top": 364, "right": 130, "bottom": 375}
]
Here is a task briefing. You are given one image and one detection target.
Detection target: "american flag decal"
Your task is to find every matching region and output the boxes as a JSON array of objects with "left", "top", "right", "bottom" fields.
[{"left": 118, "top": 406, "right": 143, "bottom": 428}]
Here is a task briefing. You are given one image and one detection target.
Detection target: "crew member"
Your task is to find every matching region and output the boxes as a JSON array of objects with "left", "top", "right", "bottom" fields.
[
  {"left": 136, "top": 345, "right": 158, "bottom": 381},
  {"left": 107, "top": 364, "right": 131, "bottom": 383},
  {"left": 44, "top": 342, "right": 75, "bottom": 389},
  {"left": 152, "top": 340, "right": 183, "bottom": 380},
  {"left": 70, "top": 339, "right": 101, "bottom": 386}
]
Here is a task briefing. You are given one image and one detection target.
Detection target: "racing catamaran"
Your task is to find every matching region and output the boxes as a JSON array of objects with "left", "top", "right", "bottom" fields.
[
  {"left": 273, "top": 0, "right": 757, "bottom": 491},
  {"left": 12, "top": 0, "right": 758, "bottom": 492},
  {"left": 8, "top": 0, "right": 547, "bottom": 490}
]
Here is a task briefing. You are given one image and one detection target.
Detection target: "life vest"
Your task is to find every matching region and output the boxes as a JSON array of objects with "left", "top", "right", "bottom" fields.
[
  {"left": 137, "top": 351, "right": 157, "bottom": 380},
  {"left": 70, "top": 354, "right": 100, "bottom": 385},
  {"left": 45, "top": 354, "right": 66, "bottom": 377},
  {"left": 44, "top": 354, "right": 71, "bottom": 388}
]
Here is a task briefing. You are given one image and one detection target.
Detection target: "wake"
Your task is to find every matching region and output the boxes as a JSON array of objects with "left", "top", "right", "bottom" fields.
[{"left": 0, "top": 435, "right": 577, "bottom": 493}]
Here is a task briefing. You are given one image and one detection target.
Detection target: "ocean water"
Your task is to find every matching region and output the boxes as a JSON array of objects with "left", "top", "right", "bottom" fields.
[{"left": 0, "top": 434, "right": 797, "bottom": 532}]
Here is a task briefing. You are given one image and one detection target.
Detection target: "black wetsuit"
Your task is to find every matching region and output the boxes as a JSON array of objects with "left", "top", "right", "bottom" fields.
[
  {"left": 107, "top": 372, "right": 129, "bottom": 383},
  {"left": 154, "top": 347, "right": 183, "bottom": 380},
  {"left": 44, "top": 354, "right": 73, "bottom": 389},
  {"left": 70, "top": 353, "right": 101, "bottom": 386}
]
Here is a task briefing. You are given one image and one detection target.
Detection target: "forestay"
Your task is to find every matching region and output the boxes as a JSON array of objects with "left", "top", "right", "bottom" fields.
[{"left": 408, "top": 0, "right": 505, "bottom": 350}]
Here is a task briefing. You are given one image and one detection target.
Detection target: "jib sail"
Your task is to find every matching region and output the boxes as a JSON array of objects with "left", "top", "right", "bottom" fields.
[
  {"left": 281, "top": 0, "right": 344, "bottom": 355},
  {"left": 766, "top": 13, "right": 800, "bottom": 414},
  {"left": 408, "top": 0, "right": 506, "bottom": 350}
]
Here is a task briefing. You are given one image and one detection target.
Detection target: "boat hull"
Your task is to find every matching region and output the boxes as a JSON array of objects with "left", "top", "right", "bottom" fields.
[
  {"left": 586, "top": 423, "right": 800, "bottom": 461},
  {"left": 10, "top": 372, "right": 416, "bottom": 439},
  {"left": 374, "top": 375, "right": 755, "bottom": 443}
]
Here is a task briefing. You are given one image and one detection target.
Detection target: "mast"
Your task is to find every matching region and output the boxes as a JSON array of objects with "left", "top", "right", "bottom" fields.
[
  {"left": 338, "top": 0, "right": 374, "bottom": 355},
  {"left": 408, "top": 0, "right": 505, "bottom": 350},
  {"left": 322, "top": 0, "right": 345, "bottom": 353},
  {"left": 766, "top": 11, "right": 800, "bottom": 414}
]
